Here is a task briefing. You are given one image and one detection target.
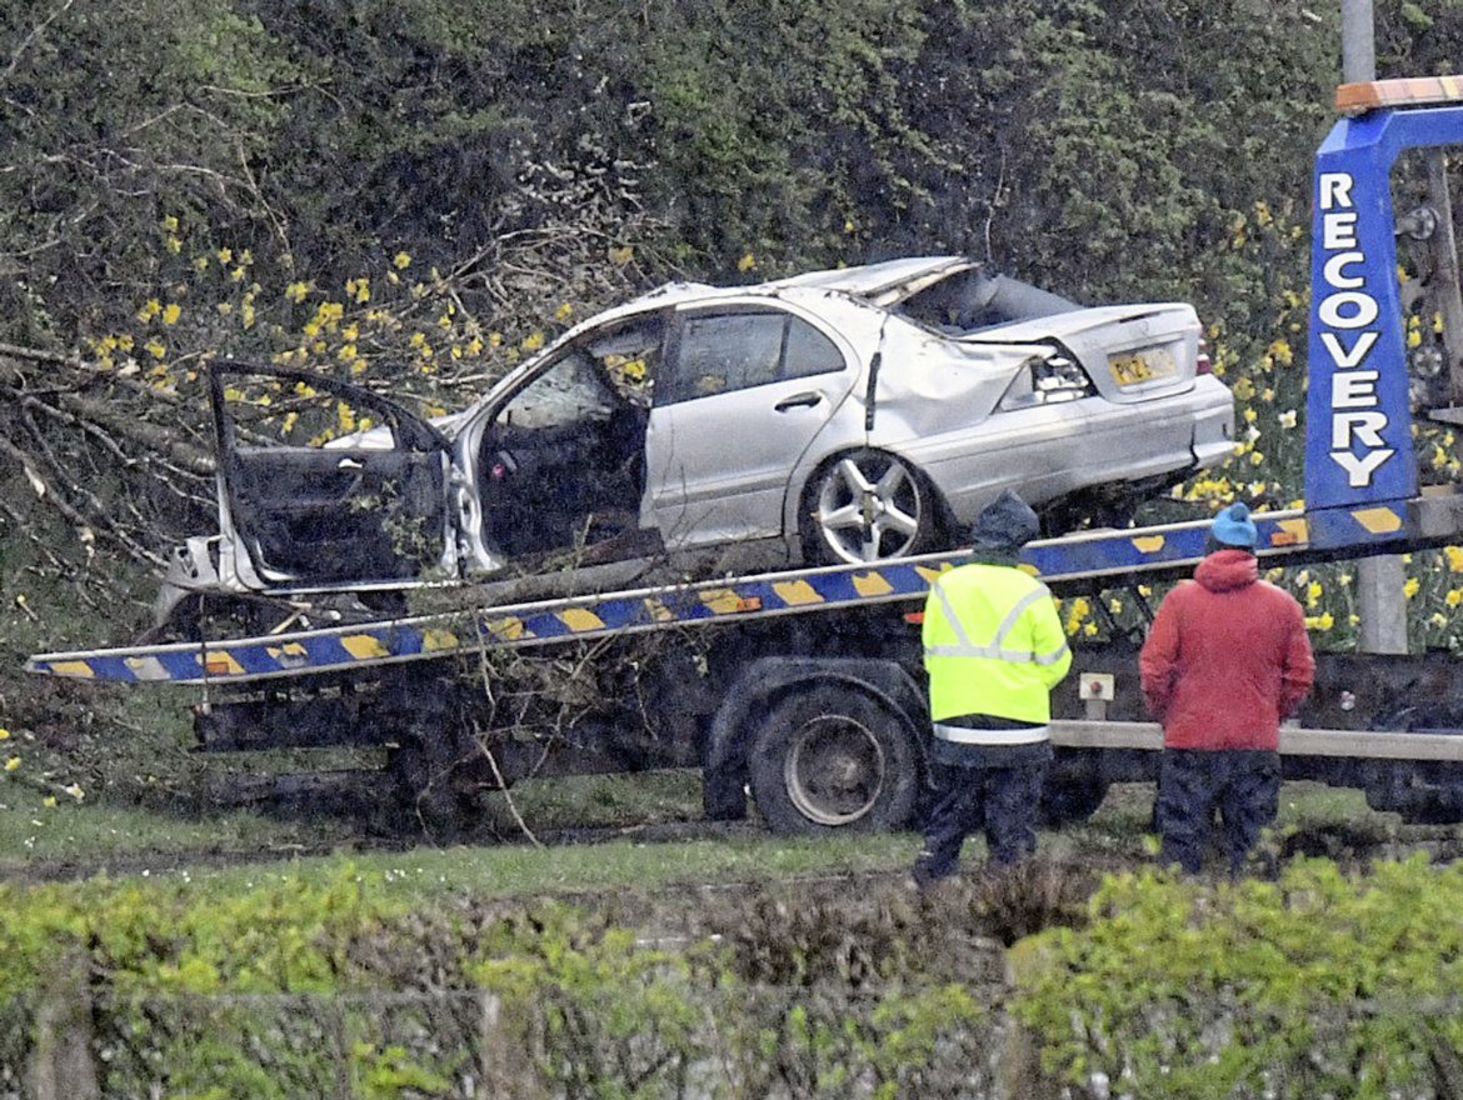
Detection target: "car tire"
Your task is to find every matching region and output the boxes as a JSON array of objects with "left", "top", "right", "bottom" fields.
[
  {"left": 800, "top": 449, "right": 944, "bottom": 565},
  {"left": 747, "top": 682, "right": 921, "bottom": 835}
]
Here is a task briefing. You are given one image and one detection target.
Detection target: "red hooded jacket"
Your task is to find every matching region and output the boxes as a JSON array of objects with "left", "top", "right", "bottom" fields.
[{"left": 1140, "top": 549, "right": 1316, "bottom": 750}]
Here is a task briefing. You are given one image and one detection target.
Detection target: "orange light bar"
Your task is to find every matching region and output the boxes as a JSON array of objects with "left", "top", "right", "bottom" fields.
[
  {"left": 904, "top": 611, "right": 924, "bottom": 625},
  {"left": 1337, "top": 75, "right": 1463, "bottom": 116}
]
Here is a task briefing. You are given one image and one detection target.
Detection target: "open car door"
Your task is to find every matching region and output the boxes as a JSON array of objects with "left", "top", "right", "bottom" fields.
[{"left": 210, "top": 362, "right": 455, "bottom": 587}]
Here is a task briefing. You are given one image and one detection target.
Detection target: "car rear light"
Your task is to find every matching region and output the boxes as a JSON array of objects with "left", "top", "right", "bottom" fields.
[{"left": 1196, "top": 336, "right": 1213, "bottom": 375}]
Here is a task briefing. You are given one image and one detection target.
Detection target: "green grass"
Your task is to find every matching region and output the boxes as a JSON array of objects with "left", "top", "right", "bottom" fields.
[
  {"left": 481, "top": 769, "right": 706, "bottom": 833},
  {"left": 168, "top": 830, "right": 918, "bottom": 904},
  {"left": 0, "top": 773, "right": 1439, "bottom": 909},
  {"left": 0, "top": 783, "right": 354, "bottom": 872}
]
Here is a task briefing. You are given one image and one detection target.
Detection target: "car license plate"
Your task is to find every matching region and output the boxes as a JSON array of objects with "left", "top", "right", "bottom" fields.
[{"left": 1108, "top": 346, "right": 1178, "bottom": 386}]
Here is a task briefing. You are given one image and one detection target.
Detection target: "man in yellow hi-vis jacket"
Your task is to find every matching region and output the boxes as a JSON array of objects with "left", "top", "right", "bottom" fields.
[{"left": 913, "top": 490, "right": 1071, "bottom": 885}]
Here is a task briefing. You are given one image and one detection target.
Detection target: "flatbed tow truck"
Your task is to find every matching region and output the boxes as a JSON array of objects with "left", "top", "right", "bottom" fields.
[{"left": 26, "top": 76, "right": 1463, "bottom": 834}]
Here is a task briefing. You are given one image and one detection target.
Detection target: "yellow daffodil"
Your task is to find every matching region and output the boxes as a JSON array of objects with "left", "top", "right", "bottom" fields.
[
  {"left": 1404, "top": 576, "right": 1421, "bottom": 600},
  {"left": 4, "top": 756, "right": 20, "bottom": 773}
]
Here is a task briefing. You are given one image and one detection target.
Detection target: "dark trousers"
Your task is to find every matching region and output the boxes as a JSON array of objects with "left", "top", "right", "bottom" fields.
[
  {"left": 914, "top": 761, "right": 1046, "bottom": 883},
  {"left": 1157, "top": 749, "right": 1281, "bottom": 874}
]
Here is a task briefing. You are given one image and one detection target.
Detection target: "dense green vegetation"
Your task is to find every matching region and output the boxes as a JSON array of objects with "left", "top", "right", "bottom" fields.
[
  {"left": 0, "top": 0, "right": 1364, "bottom": 334},
  {"left": 2, "top": 851, "right": 1461, "bottom": 1096},
  {"left": 1016, "top": 856, "right": 1463, "bottom": 1097}
]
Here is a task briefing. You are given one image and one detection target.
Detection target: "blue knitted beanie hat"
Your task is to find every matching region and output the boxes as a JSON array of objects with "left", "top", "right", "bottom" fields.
[{"left": 1211, "top": 502, "right": 1259, "bottom": 549}]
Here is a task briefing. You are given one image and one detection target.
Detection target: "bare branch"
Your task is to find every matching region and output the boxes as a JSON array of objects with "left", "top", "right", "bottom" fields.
[{"left": 1, "top": 0, "right": 75, "bottom": 84}]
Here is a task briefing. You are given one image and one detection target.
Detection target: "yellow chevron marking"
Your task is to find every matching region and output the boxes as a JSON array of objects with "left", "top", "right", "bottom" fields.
[
  {"left": 852, "top": 571, "right": 894, "bottom": 598},
  {"left": 702, "top": 589, "right": 742, "bottom": 614},
  {"left": 701, "top": 589, "right": 761, "bottom": 614},
  {"left": 1352, "top": 507, "right": 1403, "bottom": 535},
  {"left": 49, "top": 660, "right": 95, "bottom": 679},
  {"left": 422, "top": 629, "right": 459, "bottom": 652},
  {"left": 265, "top": 642, "right": 310, "bottom": 668},
  {"left": 486, "top": 617, "right": 530, "bottom": 641},
  {"left": 773, "top": 579, "right": 824, "bottom": 606},
  {"left": 642, "top": 598, "right": 675, "bottom": 623},
  {"left": 1017, "top": 563, "right": 1041, "bottom": 577},
  {"left": 1131, "top": 535, "right": 1166, "bottom": 554},
  {"left": 915, "top": 563, "right": 952, "bottom": 585},
  {"left": 199, "top": 651, "right": 245, "bottom": 677},
  {"left": 124, "top": 655, "right": 172, "bottom": 681},
  {"left": 1270, "top": 518, "right": 1309, "bottom": 547},
  {"left": 558, "top": 607, "right": 607, "bottom": 632},
  {"left": 341, "top": 634, "right": 390, "bottom": 660}
]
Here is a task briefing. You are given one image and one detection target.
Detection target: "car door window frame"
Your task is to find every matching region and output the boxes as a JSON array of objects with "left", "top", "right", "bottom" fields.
[
  {"left": 210, "top": 361, "right": 450, "bottom": 455},
  {"left": 657, "top": 305, "right": 849, "bottom": 407},
  {"left": 208, "top": 361, "right": 454, "bottom": 583}
]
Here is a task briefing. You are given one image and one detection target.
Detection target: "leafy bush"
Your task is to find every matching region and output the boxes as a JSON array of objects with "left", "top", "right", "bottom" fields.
[
  {"left": 1013, "top": 855, "right": 1463, "bottom": 1099},
  {"left": 0, "top": 870, "right": 1003, "bottom": 1097}
]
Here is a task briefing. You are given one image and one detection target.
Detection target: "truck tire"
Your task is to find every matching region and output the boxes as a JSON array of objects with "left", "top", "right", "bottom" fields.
[{"left": 747, "top": 682, "right": 920, "bottom": 835}]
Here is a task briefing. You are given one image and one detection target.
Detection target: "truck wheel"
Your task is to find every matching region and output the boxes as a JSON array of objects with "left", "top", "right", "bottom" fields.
[
  {"left": 1039, "top": 778, "right": 1110, "bottom": 827},
  {"left": 748, "top": 683, "right": 920, "bottom": 835}
]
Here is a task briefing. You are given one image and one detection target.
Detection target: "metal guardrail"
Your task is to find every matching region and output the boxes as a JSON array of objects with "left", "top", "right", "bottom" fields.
[{"left": 1051, "top": 719, "right": 1463, "bottom": 761}]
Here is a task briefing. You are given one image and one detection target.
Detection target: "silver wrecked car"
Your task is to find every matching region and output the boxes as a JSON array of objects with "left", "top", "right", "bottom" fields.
[{"left": 159, "top": 256, "right": 1233, "bottom": 621}]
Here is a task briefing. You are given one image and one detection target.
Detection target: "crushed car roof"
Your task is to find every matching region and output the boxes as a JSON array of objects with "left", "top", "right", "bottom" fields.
[{"left": 619, "top": 255, "right": 973, "bottom": 313}]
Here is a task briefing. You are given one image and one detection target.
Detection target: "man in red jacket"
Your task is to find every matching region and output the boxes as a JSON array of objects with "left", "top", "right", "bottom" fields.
[{"left": 1140, "top": 502, "right": 1315, "bottom": 874}]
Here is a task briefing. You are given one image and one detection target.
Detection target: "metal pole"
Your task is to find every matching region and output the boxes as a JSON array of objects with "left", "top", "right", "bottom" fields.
[
  {"left": 1426, "top": 153, "right": 1463, "bottom": 406},
  {"left": 1341, "top": 0, "right": 1375, "bottom": 84},
  {"left": 1340, "top": 0, "right": 1410, "bottom": 654}
]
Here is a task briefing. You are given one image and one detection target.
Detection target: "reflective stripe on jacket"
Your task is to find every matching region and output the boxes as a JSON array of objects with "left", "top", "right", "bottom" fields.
[{"left": 922, "top": 562, "right": 1072, "bottom": 727}]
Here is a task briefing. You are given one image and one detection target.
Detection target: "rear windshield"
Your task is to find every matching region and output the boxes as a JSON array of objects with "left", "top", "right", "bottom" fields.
[{"left": 896, "top": 269, "right": 1081, "bottom": 334}]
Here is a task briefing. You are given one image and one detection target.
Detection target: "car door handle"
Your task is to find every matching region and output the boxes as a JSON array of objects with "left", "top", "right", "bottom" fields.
[
  {"left": 337, "top": 457, "right": 364, "bottom": 470},
  {"left": 774, "top": 392, "right": 823, "bottom": 412}
]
